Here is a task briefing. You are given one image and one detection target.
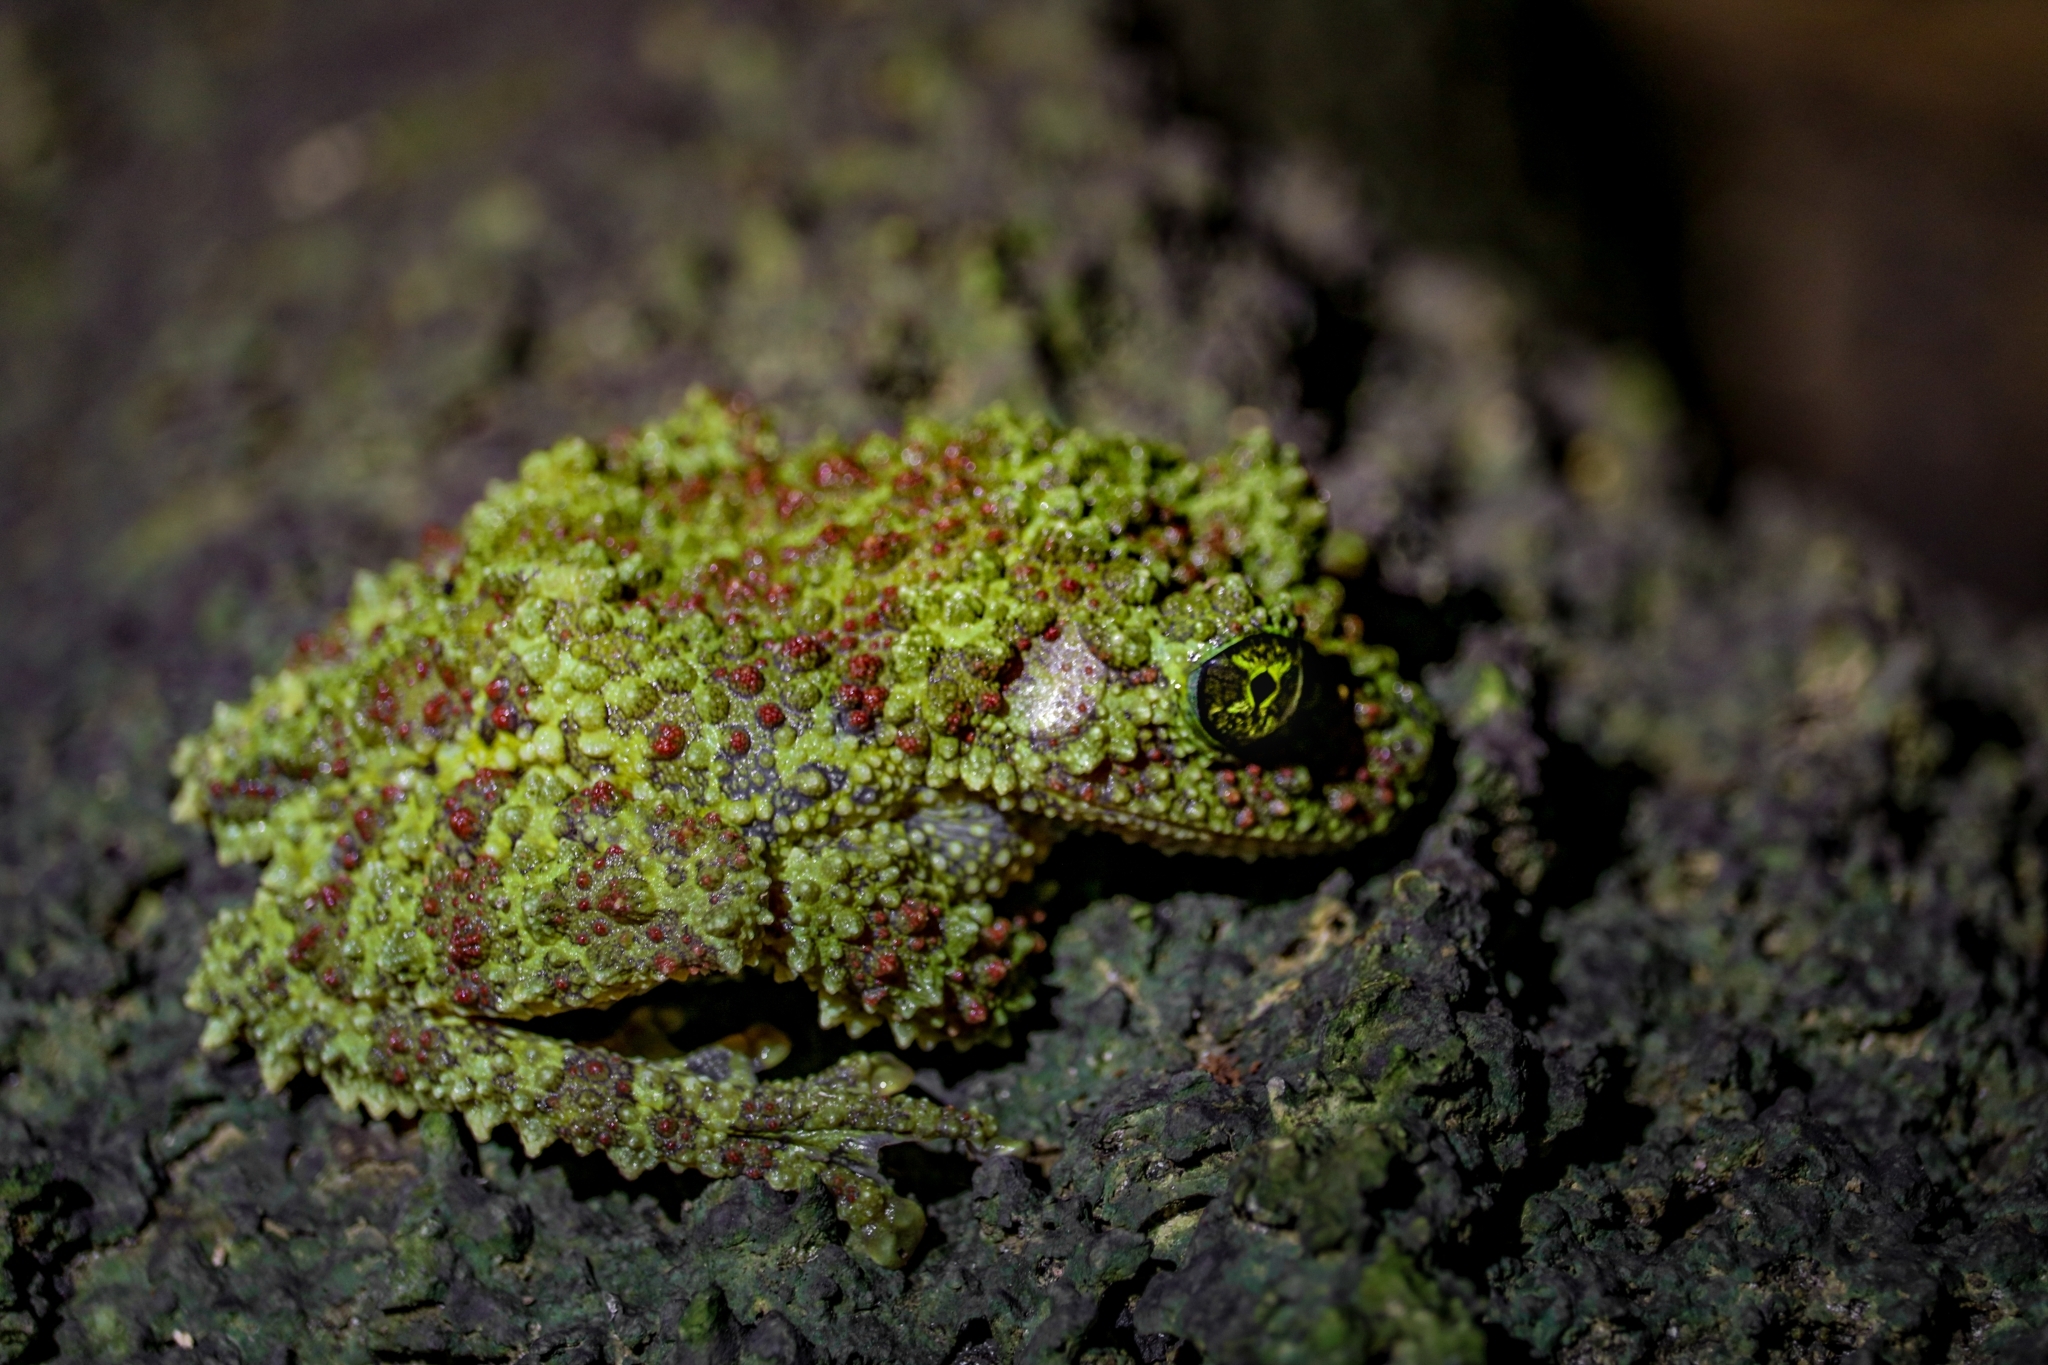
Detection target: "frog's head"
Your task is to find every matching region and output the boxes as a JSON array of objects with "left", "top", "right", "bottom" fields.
[{"left": 981, "top": 561, "right": 1432, "bottom": 856}]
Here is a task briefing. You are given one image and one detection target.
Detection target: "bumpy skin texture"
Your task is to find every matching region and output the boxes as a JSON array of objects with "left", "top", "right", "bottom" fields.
[{"left": 172, "top": 392, "right": 1433, "bottom": 1265}]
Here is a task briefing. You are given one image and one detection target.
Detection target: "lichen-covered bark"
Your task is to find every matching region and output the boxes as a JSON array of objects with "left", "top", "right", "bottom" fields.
[{"left": 6, "top": 1, "right": 2048, "bottom": 1362}]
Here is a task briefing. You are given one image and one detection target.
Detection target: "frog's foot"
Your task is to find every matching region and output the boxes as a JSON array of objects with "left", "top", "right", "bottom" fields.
[
  {"left": 539, "top": 1031, "right": 988, "bottom": 1266},
  {"left": 675, "top": 1045, "right": 994, "bottom": 1268}
]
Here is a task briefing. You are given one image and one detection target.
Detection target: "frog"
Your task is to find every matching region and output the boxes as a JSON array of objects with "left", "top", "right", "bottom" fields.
[{"left": 173, "top": 390, "right": 1434, "bottom": 1266}]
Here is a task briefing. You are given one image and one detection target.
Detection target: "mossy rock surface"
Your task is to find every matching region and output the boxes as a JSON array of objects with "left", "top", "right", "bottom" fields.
[{"left": 5, "top": 2, "right": 2048, "bottom": 1361}]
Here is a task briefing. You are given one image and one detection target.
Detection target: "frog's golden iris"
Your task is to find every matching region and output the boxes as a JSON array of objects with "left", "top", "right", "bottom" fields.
[{"left": 1190, "top": 633, "right": 1308, "bottom": 755}]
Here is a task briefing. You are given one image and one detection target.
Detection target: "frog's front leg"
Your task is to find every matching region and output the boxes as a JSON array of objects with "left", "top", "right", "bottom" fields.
[
  {"left": 776, "top": 799, "right": 1054, "bottom": 1048},
  {"left": 188, "top": 926, "right": 989, "bottom": 1267}
]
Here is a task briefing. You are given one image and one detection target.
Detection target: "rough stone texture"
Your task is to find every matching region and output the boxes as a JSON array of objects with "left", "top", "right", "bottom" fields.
[{"left": 6, "top": 1, "right": 2048, "bottom": 1361}]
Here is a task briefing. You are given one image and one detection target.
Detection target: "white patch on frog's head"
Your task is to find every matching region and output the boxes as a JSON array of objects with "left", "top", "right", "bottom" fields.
[{"left": 1006, "top": 629, "right": 1106, "bottom": 745}]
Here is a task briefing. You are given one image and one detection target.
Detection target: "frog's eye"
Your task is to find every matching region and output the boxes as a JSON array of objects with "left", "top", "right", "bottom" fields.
[{"left": 1188, "top": 632, "right": 1310, "bottom": 756}]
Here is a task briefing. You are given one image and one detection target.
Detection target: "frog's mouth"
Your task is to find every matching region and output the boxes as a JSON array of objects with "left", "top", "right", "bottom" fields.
[{"left": 1032, "top": 788, "right": 1352, "bottom": 860}]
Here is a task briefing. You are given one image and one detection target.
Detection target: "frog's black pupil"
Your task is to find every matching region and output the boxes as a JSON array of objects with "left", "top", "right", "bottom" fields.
[{"left": 1251, "top": 674, "right": 1277, "bottom": 704}]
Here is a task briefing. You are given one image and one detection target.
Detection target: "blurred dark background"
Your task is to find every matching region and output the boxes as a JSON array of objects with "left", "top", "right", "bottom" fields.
[
  {"left": 5, "top": 0, "right": 2047, "bottom": 609},
  {"left": 1137, "top": 0, "right": 2048, "bottom": 612}
]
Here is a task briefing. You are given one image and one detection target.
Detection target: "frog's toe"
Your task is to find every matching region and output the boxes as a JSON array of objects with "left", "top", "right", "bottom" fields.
[
  {"left": 717, "top": 1023, "right": 792, "bottom": 1071},
  {"left": 676, "top": 1022, "right": 795, "bottom": 1087},
  {"left": 822, "top": 1166, "right": 927, "bottom": 1269},
  {"left": 742, "top": 1054, "right": 992, "bottom": 1148}
]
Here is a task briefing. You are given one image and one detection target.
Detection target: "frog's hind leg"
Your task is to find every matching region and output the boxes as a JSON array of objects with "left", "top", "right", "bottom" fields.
[{"left": 210, "top": 971, "right": 988, "bottom": 1267}]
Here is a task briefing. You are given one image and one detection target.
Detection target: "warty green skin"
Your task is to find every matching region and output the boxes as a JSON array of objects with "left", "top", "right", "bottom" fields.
[{"left": 173, "top": 391, "right": 1434, "bottom": 1265}]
